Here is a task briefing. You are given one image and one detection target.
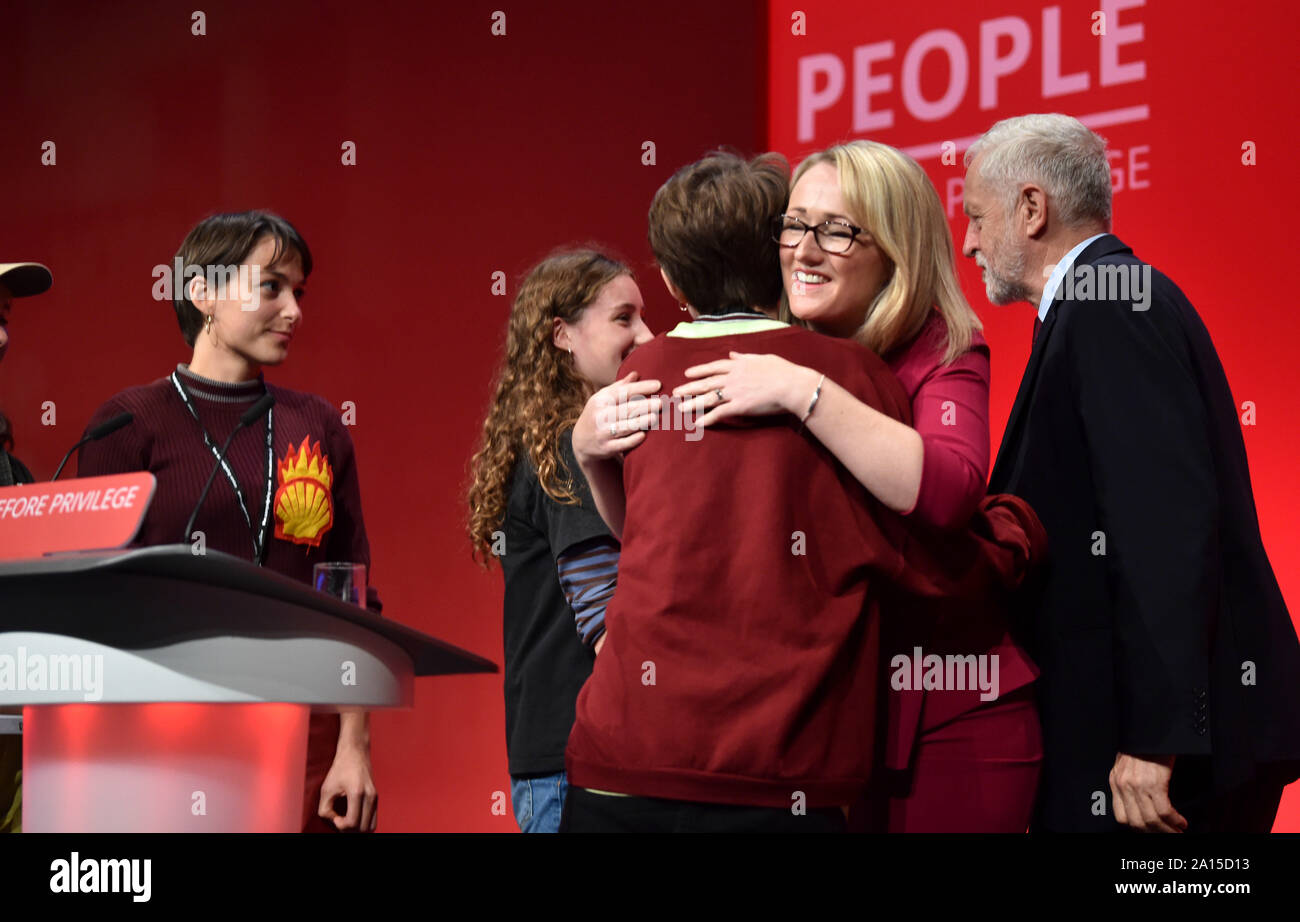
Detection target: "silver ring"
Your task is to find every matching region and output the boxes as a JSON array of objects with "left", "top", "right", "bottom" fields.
[
  {"left": 715, "top": 389, "right": 725, "bottom": 402},
  {"left": 609, "top": 424, "right": 618, "bottom": 436}
]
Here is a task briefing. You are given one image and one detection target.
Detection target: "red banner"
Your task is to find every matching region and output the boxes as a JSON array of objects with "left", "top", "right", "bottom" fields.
[
  {"left": 0, "top": 473, "right": 155, "bottom": 559},
  {"left": 767, "top": 0, "right": 1300, "bottom": 830}
]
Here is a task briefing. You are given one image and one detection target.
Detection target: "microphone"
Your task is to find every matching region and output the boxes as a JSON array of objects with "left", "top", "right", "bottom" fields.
[
  {"left": 52, "top": 412, "right": 135, "bottom": 480},
  {"left": 180, "top": 392, "right": 275, "bottom": 544}
]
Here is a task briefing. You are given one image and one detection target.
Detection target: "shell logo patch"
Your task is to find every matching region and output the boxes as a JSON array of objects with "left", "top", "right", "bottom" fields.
[{"left": 273, "top": 436, "right": 334, "bottom": 547}]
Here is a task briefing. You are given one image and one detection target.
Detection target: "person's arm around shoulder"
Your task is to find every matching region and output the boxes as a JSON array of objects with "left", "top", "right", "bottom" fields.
[
  {"left": 571, "top": 372, "right": 662, "bottom": 540},
  {"left": 672, "top": 351, "right": 924, "bottom": 514}
]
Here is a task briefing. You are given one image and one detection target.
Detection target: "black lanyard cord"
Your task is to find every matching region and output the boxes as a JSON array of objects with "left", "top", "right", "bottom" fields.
[{"left": 169, "top": 372, "right": 274, "bottom": 565}]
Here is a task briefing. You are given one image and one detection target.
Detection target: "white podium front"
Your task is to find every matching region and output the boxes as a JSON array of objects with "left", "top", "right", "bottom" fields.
[{"left": 0, "top": 545, "right": 496, "bottom": 832}]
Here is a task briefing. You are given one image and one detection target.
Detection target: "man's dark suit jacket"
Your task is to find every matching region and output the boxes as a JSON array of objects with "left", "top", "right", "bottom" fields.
[{"left": 989, "top": 233, "right": 1300, "bottom": 831}]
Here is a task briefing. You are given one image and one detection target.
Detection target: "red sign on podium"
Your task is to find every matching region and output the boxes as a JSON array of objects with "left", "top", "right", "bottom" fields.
[{"left": 0, "top": 473, "right": 155, "bottom": 559}]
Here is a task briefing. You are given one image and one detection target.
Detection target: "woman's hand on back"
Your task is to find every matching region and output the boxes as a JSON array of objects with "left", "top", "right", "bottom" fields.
[
  {"left": 674, "top": 352, "right": 820, "bottom": 427},
  {"left": 572, "top": 372, "right": 663, "bottom": 463}
]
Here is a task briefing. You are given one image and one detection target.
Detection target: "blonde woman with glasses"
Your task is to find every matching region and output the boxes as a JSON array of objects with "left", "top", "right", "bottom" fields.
[{"left": 672, "top": 141, "right": 1043, "bottom": 832}]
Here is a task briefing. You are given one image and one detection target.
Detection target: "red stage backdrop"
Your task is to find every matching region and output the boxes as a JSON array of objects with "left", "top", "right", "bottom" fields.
[
  {"left": 0, "top": 0, "right": 762, "bottom": 832},
  {"left": 767, "top": 0, "right": 1300, "bottom": 829},
  {"left": 3, "top": 0, "right": 1295, "bottom": 834}
]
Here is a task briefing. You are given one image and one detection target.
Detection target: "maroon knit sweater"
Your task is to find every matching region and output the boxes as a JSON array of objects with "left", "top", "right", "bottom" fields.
[
  {"left": 77, "top": 363, "right": 381, "bottom": 830},
  {"left": 566, "top": 325, "right": 1041, "bottom": 808},
  {"left": 77, "top": 365, "right": 379, "bottom": 606}
]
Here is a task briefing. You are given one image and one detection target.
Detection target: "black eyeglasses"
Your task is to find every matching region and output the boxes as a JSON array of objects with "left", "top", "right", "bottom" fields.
[{"left": 773, "top": 215, "right": 868, "bottom": 255}]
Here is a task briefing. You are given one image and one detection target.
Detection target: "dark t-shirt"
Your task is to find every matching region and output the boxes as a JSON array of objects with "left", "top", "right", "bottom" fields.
[{"left": 500, "top": 429, "right": 611, "bottom": 776}]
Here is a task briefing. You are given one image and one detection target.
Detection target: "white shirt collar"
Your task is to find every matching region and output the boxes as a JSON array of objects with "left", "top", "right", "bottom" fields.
[{"left": 1038, "top": 233, "right": 1107, "bottom": 322}]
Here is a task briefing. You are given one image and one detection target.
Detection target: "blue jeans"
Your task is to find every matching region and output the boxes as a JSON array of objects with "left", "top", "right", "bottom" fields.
[{"left": 511, "top": 771, "right": 568, "bottom": 833}]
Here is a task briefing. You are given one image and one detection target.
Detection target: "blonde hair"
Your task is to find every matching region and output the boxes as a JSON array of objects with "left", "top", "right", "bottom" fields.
[{"left": 788, "top": 141, "right": 981, "bottom": 364}]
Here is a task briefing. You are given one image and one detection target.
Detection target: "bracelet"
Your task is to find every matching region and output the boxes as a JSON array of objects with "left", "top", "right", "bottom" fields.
[{"left": 799, "top": 374, "right": 825, "bottom": 428}]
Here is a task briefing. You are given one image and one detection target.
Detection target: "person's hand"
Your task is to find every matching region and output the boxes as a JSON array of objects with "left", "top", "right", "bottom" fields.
[
  {"left": 1109, "top": 752, "right": 1186, "bottom": 832},
  {"left": 673, "top": 352, "right": 815, "bottom": 427},
  {"left": 319, "top": 743, "right": 378, "bottom": 832},
  {"left": 572, "top": 372, "right": 662, "bottom": 463}
]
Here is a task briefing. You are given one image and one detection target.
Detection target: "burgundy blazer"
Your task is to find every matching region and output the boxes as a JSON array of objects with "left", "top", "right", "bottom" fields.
[{"left": 881, "top": 312, "right": 1044, "bottom": 771}]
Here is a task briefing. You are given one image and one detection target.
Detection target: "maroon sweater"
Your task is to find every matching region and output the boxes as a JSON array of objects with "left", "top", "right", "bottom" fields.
[
  {"left": 566, "top": 322, "right": 1042, "bottom": 808},
  {"left": 77, "top": 364, "right": 380, "bottom": 829},
  {"left": 77, "top": 365, "right": 379, "bottom": 605}
]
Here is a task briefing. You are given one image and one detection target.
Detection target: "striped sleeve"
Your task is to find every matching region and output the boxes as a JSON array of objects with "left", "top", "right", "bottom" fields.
[{"left": 556, "top": 536, "right": 620, "bottom": 647}]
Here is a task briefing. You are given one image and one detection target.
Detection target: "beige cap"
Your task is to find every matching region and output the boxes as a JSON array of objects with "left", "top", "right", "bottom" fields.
[{"left": 0, "top": 262, "right": 53, "bottom": 297}]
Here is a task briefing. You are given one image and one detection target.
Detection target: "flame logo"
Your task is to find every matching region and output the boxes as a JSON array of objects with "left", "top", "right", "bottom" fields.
[{"left": 273, "top": 436, "right": 334, "bottom": 547}]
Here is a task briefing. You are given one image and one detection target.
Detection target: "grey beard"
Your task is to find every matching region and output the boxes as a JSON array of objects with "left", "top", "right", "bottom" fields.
[
  {"left": 985, "top": 271, "right": 1032, "bottom": 306},
  {"left": 982, "top": 245, "right": 1032, "bottom": 305}
]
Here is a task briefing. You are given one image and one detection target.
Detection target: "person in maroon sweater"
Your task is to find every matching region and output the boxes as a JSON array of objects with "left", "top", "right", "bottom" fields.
[
  {"left": 563, "top": 152, "right": 1044, "bottom": 832},
  {"left": 666, "top": 141, "right": 1043, "bottom": 832},
  {"left": 77, "top": 211, "right": 379, "bottom": 832}
]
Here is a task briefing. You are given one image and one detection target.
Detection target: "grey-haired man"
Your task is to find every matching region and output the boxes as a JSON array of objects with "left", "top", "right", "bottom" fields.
[{"left": 963, "top": 114, "right": 1300, "bottom": 833}]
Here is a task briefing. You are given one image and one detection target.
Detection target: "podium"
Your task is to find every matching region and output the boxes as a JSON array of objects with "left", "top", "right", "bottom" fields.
[{"left": 0, "top": 545, "right": 497, "bottom": 832}]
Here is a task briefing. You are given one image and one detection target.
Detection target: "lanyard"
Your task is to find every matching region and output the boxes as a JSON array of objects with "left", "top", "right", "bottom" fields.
[{"left": 170, "top": 372, "right": 274, "bottom": 565}]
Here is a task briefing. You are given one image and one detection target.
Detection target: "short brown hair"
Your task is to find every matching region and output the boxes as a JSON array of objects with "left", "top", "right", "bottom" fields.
[
  {"left": 172, "top": 210, "right": 313, "bottom": 347},
  {"left": 648, "top": 151, "right": 789, "bottom": 316}
]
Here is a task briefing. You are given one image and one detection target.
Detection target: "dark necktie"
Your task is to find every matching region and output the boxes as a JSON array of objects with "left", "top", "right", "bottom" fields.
[{"left": 1032, "top": 315, "right": 1043, "bottom": 349}]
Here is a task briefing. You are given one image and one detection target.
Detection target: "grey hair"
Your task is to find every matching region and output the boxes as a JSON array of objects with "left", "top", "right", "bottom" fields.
[{"left": 964, "top": 114, "right": 1112, "bottom": 230}]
